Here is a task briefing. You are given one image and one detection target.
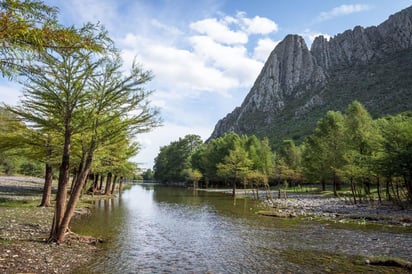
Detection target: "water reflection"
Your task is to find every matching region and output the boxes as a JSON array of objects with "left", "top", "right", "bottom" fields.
[{"left": 72, "top": 184, "right": 412, "bottom": 273}]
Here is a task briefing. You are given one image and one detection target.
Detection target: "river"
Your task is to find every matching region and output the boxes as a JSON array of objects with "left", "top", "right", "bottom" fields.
[{"left": 72, "top": 184, "right": 412, "bottom": 273}]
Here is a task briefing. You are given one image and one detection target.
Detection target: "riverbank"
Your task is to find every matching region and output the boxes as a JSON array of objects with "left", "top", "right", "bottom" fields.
[
  {"left": 259, "top": 194, "right": 412, "bottom": 226},
  {"left": 198, "top": 187, "right": 412, "bottom": 226},
  {"left": 0, "top": 176, "right": 103, "bottom": 273}
]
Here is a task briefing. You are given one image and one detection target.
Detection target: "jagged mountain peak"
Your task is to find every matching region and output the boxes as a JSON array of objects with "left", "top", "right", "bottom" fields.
[{"left": 208, "top": 6, "right": 412, "bottom": 145}]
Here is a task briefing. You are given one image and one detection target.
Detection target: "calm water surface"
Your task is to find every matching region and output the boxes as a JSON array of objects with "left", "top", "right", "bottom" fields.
[{"left": 72, "top": 184, "right": 412, "bottom": 273}]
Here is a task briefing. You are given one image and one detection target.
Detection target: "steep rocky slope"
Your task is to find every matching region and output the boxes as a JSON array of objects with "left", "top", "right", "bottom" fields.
[{"left": 209, "top": 6, "right": 412, "bottom": 146}]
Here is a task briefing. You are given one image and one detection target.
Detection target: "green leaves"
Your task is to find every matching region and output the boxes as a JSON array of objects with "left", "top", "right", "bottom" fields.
[
  {"left": 154, "top": 134, "right": 203, "bottom": 182},
  {"left": 0, "top": 0, "right": 107, "bottom": 78}
]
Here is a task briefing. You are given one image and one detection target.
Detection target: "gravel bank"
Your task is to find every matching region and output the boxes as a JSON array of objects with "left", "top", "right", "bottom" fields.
[
  {"left": 0, "top": 176, "right": 101, "bottom": 273},
  {"left": 260, "top": 193, "right": 412, "bottom": 226}
]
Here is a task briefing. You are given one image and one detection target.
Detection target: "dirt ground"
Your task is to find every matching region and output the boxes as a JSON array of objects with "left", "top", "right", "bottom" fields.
[{"left": 0, "top": 176, "right": 101, "bottom": 274}]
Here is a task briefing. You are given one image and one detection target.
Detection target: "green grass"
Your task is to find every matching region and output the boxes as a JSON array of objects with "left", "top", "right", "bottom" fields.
[{"left": 0, "top": 198, "right": 40, "bottom": 207}]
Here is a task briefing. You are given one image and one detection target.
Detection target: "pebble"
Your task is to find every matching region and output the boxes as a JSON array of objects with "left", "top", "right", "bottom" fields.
[{"left": 260, "top": 193, "right": 412, "bottom": 225}]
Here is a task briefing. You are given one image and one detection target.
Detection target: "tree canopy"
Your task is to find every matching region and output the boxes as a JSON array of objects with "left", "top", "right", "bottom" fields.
[{"left": 0, "top": 0, "right": 107, "bottom": 78}]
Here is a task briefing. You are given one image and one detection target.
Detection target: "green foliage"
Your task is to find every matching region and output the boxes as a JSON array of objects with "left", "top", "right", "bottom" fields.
[
  {"left": 0, "top": 0, "right": 107, "bottom": 78},
  {"left": 301, "top": 101, "right": 412, "bottom": 203},
  {"left": 302, "top": 110, "right": 346, "bottom": 194},
  {"left": 141, "top": 169, "right": 154, "bottom": 180},
  {"left": 216, "top": 145, "right": 253, "bottom": 181},
  {"left": 376, "top": 112, "right": 412, "bottom": 202},
  {"left": 155, "top": 132, "right": 275, "bottom": 189},
  {"left": 154, "top": 134, "right": 203, "bottom": 182}
]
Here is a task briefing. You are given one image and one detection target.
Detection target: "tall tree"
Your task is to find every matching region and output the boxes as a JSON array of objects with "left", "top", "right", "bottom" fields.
[
  {"left": 340, "top": 101, "right": 378, "bottom": 201},
  {"left": 217, "top": 145, "right": 253, "bottom": 197},
  {"left": 377, "top": 112, "right": 412, "bottom": 203},
  {"left": 54, "top": 55, "right": 159, "bottom": 243},
  {"left": 154, "top": 134, "right": 202, "bottom": 182},
  {"left": 302, "top": 111, "right": 345, "bottom": 195}
]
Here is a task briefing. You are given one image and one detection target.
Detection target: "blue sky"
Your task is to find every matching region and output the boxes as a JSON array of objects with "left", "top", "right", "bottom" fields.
[{"left": 1, "top": 0, "right": 412, "bottom": 169}]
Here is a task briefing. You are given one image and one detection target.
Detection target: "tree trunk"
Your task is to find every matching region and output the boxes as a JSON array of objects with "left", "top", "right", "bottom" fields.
[
  {"left": 55, "top": 151, "right": 94, "bottom": 243},
  {"left": 377, "top": 176, "right": 382, "bottom": 204},
  {"left": 110, "top": 175, "right": 118, "bottom": 194},
  {"left": 321, "top": 179, "right": 326, "bottom": 191},
  {"left": 350, "top": 177, "right": 357, "bottom": 204},
  {"left": 99, "top": 174, "right": 104, "bottom": 190},
  {"left": 118, "top": 176, "right": 124, "bottom": 194},
  {"left": 104, "top": 172, "right": 113, "bottom": 195},
  {"left": 40, "top": 162, "right": 53, "bottom": 207},
  {"left": 92, "top": 174, "right": 99, "bottom": 193},
  {"left": 404, "top": 175, "right": 412, "bottom": 202},
  {"left": 386, "top": 177, "right": 391, "bottom": 201},
  {"left": 49, "top": 125, "right": 71, "bottom": 242},
  {"left": 333, "top": 173, "right": 337, "bottom": 197},
  {"left": 69, "top": 170, "right": 77, "bottom": 195}
]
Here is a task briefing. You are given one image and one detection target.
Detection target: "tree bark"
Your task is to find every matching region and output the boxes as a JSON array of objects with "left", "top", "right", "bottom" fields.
[
  {"left": 110, "top": 175, "right": 118, "bottom": 194},
  {"left": 40, "top": 162, "right": 53, "bottom": 207},
  {"left": 350, "top": 177, "right": 357, "bottom": 204},
  {"left": 49, "top": 124, "right": 71, "bottom": 242},
  {"left": 92, "top": 174, "right": 99, "bottom": 193},
  {"left": 55, "top": 150, "right": 94, "bottom": 243},
  {"left": 333, "top": 173, "right": 338, "bottom": 197},
  {"left": 377, "top": 176, "right": 382, "bottom": 204},
  {"left": 98, "top": 174, "right": 104, "bottom": 190},
  {"left": 104, "top": 172, "right": 112, "bottom": 195},
  {"left": 118, "top": 176, "right": 124, "bottom": 194}
]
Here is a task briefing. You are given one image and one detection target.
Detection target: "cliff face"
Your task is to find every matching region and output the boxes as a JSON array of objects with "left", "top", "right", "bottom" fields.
[{"left": 209, "top": 6, "right": 412, "bottom": 144}]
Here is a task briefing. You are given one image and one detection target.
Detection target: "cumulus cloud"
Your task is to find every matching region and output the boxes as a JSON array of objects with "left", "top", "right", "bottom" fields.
[
  {"left": 119, "top": 34, "right": 239, "bottom": 93},
  {"left": 253, "top": 38, "right": 279, "bottom": 62},
  {"left": 317, "top": 4, "right": 371, "bottom": 21},
  {"left": 190, "top": 18, "right": 248, "bottom": 45},
  {"left": 189, "top": 35, "right": 263, "bottom": 86},
  {"left": 189, "top": 12, "right": 278, "bottom": 44},
  {"left": 237, "top": 12, "right": 279, "bottom": 35}
]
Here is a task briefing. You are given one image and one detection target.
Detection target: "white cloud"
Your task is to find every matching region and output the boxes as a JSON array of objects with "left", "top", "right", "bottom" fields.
[
  {"left": 189, "top": 35, "right": 263, "bottom": 86},
  {"left": 190, "top": 18, "right": 248, "bottom": 45},
  {"left": 253, "top": 38, "right": 279, "bottom": 62},
  {"left": 238, "top": 13, "right": 279, "bottom": 35},
  {"left": 317, "top": 4, "right": 371, "bottom": 21},
  {"left": 120, "top": 34, "right": 239, "bottom": 93}
]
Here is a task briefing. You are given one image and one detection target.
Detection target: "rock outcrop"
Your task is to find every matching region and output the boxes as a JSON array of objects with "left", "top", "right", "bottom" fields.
[{"left": 209, "top": 5, "right": 412, "bottom": 144}]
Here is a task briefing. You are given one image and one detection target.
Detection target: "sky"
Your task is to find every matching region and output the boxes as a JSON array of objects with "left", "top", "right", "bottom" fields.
[{"left": 1, "top": 0, "right": 412, "bottom": 170}]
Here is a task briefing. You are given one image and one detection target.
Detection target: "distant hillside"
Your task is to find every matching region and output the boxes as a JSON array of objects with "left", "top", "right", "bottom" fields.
[{"left": 208, "top": 6, "right": 412, "bottom": 147}]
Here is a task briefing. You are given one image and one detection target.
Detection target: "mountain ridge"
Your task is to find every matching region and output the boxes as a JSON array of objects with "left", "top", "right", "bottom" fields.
[{"left": 208, "top": 5, "right": 412, "bottom": 145}]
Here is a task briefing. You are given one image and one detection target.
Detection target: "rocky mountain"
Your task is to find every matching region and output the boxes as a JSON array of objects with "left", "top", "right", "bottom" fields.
[{"left": 209, "top": 6, "right": 412, "bottom": 146}]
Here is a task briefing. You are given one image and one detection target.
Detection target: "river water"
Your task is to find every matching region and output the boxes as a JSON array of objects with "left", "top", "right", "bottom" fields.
[{"left": 72, "top": 184, "right": 412, "bottom": 273}]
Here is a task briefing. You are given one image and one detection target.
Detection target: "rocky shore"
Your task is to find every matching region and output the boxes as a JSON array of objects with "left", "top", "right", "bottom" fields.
[
  {"left": 0, "top": 176, "right": 101, "bottom": 273},
  {"left": 258, "top": 193, "right": 412, "bottom": 226}
]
